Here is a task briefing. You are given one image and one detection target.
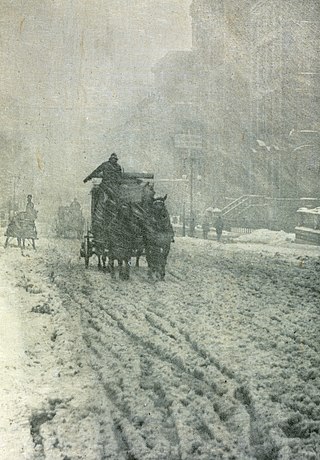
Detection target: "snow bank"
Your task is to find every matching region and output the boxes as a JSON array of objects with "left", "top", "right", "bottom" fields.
[{"left": 234, "top": 229, "right": 295, "bottom": 245}]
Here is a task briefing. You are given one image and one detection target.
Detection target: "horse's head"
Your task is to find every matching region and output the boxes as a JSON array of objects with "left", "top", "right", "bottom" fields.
[
  {"left": 152, "top": 195, "right": 167, "bottom": 214},
  {"left": 142, "top": 182, "right": 155, "bottom": 206}
]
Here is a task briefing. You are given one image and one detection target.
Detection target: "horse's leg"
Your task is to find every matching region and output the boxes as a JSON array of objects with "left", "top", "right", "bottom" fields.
[
  {"left": 97, "top": 254, "right": 102, "bottom": 270},
  {"left": 123, "top": 258, "right": 130, "bottom": 280},
  {"left": 146, "top": 248, "right": 154, "bottom": 280},
  {"left": 17, "top": 237, "right": 21, "bottom": 248},
  {"left": 148, "top": 266, "right": 156, "bottom": 280},
  {"left": 109, "top": 257, "right": 115, "bottom": 278},
  {"left": 160, "top": 258, "right": 166, "bottom": 280},
  {"left": 160, "top": 247, "right": 170, "bottom": 280},
  {"left": 119, "top": 258, "right": 129, "bottom": 280},
  {"left": 136, "top": 249, "right": 143, "bottom": 267},
  {"left": 147, "top": 258, "right": 155, "bottom": 280},
  {"left": 32, "top": 238, "right": 36, "bottom": 250},
  {"left": 154, "top": 248, "right": 166, "bottom": 281},
  {"left": 102, "top": 253, "right": 108, "bottom": 272},
  {"left": 134, "top": 245, "right": 141, "bottom": 267},
  {"left": 22, "top": 239, "right": 26, "bottom": 249},
  {"left": 4, "top": 237, "right": 9, "bottom": 248},
  {"left": 156, "top": 254, "right": 165, "bottom": 280},
  {"left": 105, "top": 256, "right": 111, "bottom": 273},
  {"left": 118, "top": 259, "right": 123, "bottom": 280}
]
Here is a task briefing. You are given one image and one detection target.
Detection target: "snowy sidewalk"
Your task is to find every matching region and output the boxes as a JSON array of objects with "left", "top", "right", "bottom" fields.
[
  {"left": 176, "top": 229, "right": 320, "bottom": 261},
  {"left": 0, "top": 254, "right": 34, "bottom": 459}
]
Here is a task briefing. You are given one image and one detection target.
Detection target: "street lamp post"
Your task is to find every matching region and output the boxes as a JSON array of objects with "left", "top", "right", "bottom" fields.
[
  {"left": 181, "top": 174, "right": 187, "bottom": 237},
  {"left": 175, "top": 131, "right": 203, "bottom": 237},
  {"left": 189, "top": 157, "right": 195, "bottom": 237},
  {"left": 182, "top": 202, "right": 186, "bottom": 237}
]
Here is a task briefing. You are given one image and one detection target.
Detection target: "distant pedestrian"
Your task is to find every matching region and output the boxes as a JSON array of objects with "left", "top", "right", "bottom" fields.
[
  {"left": 202, "top": 216, "right": 210, "bottom": 239},
  {"left": 215, "top": 215, "right": 224, "bottom": 242},
  {"left": 189, "top": 217, "right": 195, "bottom": 237}
]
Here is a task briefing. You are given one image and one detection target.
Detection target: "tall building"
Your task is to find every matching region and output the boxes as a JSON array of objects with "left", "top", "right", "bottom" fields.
[
  {"left": 250, "top": 0, "right": 320, "bottom": 197},
  {"left": 169, "top": 0, "right": 320, "bottom": 202},
  {"left": 113, "top": 0, "right": 320, "bottom": 220},
  {"left": 164, "top": 0, "right": 253, "bottom": 204}
]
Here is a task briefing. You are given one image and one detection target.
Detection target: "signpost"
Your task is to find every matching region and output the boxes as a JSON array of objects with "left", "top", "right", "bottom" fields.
[{"left": 174, "top": 133, "right": 203, "bottom": 150}]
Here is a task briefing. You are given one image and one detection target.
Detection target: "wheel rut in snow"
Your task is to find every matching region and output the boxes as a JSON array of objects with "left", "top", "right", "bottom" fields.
[
  {"left": 51, "top": 273, "right": 260, "bottom": 458},
  {"left": 40, "top": 242, "right": 320, "bottom": 459}
]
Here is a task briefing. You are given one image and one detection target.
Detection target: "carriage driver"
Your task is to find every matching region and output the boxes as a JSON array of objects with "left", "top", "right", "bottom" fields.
[
  {"left": 83, "top": 153, "right": 122, "bottom": 198},
  {"left": 26, "top": 194, "right": 34, "bottom": 213},
  {"left": 26, "top": 194, "right": 37, "bottom": 220}
]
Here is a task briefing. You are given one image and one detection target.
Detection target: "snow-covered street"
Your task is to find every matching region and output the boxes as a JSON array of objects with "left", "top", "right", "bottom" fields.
[{"left": 0, "top": 235, "right": 319, "bottom": 459}]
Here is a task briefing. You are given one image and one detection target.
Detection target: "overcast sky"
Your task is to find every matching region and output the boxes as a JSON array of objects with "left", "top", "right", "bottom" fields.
[{"left": 0, "top": 0, "right": 192, "bottom": 204}]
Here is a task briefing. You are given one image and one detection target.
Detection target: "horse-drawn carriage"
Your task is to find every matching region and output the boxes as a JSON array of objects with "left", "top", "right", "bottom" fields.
[
  {"left": 4, "top": 210, "right": 37, "bottom": 249},
  {"left": 80, "top": 172, "right": 174, "bottom": 280},
  {"left": 55, "top": 202, "right": 85, "bottom": 239}
]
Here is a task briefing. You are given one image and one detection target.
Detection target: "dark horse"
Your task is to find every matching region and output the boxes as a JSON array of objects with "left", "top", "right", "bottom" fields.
[
  {"left": 106, "top": 202, "right": 134, "bottom": 280},
  {"left": 92, "top": 191, "right": 140, "bottom": 273},
  {"left": 143, "top": 195, "right": 174, "bottom": 280}
]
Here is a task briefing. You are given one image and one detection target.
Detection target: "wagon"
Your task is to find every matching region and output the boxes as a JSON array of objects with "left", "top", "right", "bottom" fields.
[
  {"left": 55, "top": 205, "right": 85, "bottom": 239},
  {"left": 4, "top": 211, "right": 37, "bottom": 249},
  {"left": 80, "top": 172, "right": 154, "bottom": 268}
]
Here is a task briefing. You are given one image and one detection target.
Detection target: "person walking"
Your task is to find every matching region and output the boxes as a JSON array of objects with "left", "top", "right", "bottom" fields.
[
  {"left": 215, "top": 215, "right": 224, "bottom": 242},
  {"left": 202, "top": 216, "right": 210, "bottom": 239}
]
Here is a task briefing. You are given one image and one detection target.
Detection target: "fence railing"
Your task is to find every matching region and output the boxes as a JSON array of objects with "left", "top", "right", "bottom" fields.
[
  {"left": 230, "top": 227, "right": 252, "bottom": 234},
  {"left": 221, "top": 195, "right": 266, "bottom": 217}
]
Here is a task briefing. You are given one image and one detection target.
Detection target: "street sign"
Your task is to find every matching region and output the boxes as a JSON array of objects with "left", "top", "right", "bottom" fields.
[{"left": 175, "top": 133, "right": 203, "bottom": 150}]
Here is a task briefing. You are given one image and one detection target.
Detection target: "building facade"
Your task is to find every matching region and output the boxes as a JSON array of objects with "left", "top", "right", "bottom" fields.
[
  {"left": 163, "top": 0, "right": 320, "bottom": 206},
  {"left": 113, "top": 0, "right": 320, "bottom": 225},
  {"left": 250, "top": 0, "right": 320, "bottom": 198}
]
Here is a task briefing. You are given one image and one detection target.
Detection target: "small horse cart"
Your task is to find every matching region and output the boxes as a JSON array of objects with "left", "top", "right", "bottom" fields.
[
  {"left": 4, "top": 211, "right": 37, "bottom": 249},
  {"left": 55, "top": 204, "right": 85, "bottom": 239},
  {"left": 80, "top": 172, "right": 174, "bottom": 280}
]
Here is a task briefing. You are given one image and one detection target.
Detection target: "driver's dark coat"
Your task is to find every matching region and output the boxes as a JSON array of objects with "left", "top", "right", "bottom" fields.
[{"left": 85, "top": 160, "right": 122, "bottom": 191}]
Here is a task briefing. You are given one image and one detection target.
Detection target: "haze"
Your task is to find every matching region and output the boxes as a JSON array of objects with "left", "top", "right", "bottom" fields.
[{"left": 0, "top": 0, "right": 192, "bottom": 214}]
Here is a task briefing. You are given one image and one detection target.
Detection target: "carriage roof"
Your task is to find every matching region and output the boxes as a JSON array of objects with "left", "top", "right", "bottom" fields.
[{"left": 91, "top": 172, "right": 154, "bottom": 204}]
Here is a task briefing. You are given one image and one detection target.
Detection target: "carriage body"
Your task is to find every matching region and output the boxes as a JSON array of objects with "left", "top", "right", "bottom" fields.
[
  {"left": 4, "top": 211, "right": 37, "bottom": 248},
  {"left": 55, "top": 205, "right": 85, "bottom": 239},
  {"left": 5, "top": 212, "right": 37, "bottom": 239},
  {"left": 81, "top": 172, "right": 154, "bottom": 268}
]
